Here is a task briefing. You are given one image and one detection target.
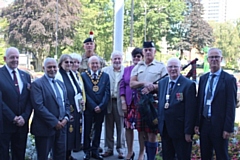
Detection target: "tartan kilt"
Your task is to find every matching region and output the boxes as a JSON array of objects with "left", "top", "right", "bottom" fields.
[{"left": 136, "top": 91, "right": 159, "bottom": 134}]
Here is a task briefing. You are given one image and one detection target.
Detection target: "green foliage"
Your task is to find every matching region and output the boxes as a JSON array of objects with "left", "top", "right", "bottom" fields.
[
  {"left": 177, "top": 0, "right": 214, "bottom": 52},
  {"left": 0, "top": 17, "right": 9, "bottom": 65},
  {"left": 1, "top": 0, "right": 81, "bottom": 70},
  {"left": 72, "top": 0, "right": 186, "bottom": 61},
  {"left": 70, "top": 0, "right": 114, "bottom": 60},
  {"left": 209, "top": 21, "right": 240, "bottom": 70}
]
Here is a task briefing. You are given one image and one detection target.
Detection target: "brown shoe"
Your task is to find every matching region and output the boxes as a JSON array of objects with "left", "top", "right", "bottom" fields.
[
  {"left": 118, "top": 153, "right": 124, "bottom": 159},
  {"left": 101, "top": 151, "right": 113, "bottom": 157}
]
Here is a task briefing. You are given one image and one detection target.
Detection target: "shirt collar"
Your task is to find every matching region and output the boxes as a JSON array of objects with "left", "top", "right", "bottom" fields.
[
  {"left": 90, "top": 70, "right": 98, "bottom": 75},
  {"left": 5, "top": 65, "right": 18, "bottom": 75},
  {"left": 168, "top": 75, "right": 180, "bottom": 84},
  {"left": 210, "top": 68, "right": 222, "bottom": 77}
]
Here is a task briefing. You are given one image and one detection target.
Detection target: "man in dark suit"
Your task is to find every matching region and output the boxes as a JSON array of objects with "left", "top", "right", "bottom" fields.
[
  {"left": 195, "top": 48, "right": 237, "bottom": 159},
  {"left": 0, "top": 47, "right": 32, "bottom": 160},
  {"left": 81, "top": 56, "right": 110, "bottom": 160},
  {"left": 30, "top": 57, "right": 70, "bottom": 160},
  {"left": 0, "top": 91, "right": 3, "bottom": 134},
  {"left": 158, "top": 57, "right": 197, "bottom": 160}
]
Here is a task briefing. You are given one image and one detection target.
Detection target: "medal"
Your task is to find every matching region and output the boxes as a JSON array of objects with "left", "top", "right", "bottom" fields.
[
  {"left": 164, "top": 102, "right": 169, "bottom": 109},
  {"left": 93, "top": 85, "right": 99, "bottom": 92}
]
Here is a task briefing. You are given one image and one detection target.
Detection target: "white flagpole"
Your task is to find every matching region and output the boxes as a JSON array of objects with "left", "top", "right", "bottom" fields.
[{"left": 113, "top": 0, "right": 124, "bottom": 52}]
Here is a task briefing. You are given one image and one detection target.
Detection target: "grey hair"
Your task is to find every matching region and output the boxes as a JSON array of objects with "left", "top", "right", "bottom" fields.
[
  {"left": 110, "top": 50, "right": 123, "bottom": 59},
  {"left": 43, "top": 58, "right": 57, "bottom": 67},
  {"left": 207, "top": 48, "right": 223, "bottom": 57},
  {"left": 5, "top": 47, "right": 20, "bottom": 57},
  {"left": 88, "top": 56, "right": 100, "bottom": 64},
  {"left": 167, "top": 57, "right": 181, "bottom": 67},
  {"left": 58, "top": 54, "right": 72, "bottom": 68},
  {"left": 70, "top": 53, "right": 82, "bottom": 62}
]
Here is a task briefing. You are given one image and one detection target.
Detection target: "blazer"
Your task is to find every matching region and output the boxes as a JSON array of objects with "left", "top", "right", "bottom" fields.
[
  {"left": 196, "top": 70, "right": 237, "bottom": 135},
  {"left": 30, "top": 75, "right": 70, "bottom": 137},
  {"left": 0, "top": 91, "right": 3, "bottom": 133},
  {"left": 81, "top": 70, "right": 110, "bottom": 115},
  {"left": 158, "top": 75, "right": 197, "bottom": 138},
  {"left": 102, "top": 65, "right": 124, "bottom": 116},
  {"left": 119, "top": 65, "right": 137, "bottom": 106},
  {"left": 0, "top": 66, "right": 32, "bottom": 133}
]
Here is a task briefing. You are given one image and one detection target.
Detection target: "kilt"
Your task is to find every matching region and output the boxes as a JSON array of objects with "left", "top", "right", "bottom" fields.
[
  {"left": 136, "top": 92, "right": 159, "bottom": 134},
  {"left": 124, "top": 101, "right": 137, "bottom": 129}
]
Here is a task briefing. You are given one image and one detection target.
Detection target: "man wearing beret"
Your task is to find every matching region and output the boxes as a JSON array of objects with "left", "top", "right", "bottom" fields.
[
  {"left": 79, "top": 35, "right": 106, "bottom": 73},
  {"left": 130, "top": 41, "right": 167, "bottom": 160}
]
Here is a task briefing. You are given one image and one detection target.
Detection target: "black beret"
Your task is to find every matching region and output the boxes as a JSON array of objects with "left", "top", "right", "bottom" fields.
[
  {"left": 143, "top": 41, "right": 155, "bottom": 48},
  {"left": 83, "top": 38, "right": 94, "bottom": 43}
]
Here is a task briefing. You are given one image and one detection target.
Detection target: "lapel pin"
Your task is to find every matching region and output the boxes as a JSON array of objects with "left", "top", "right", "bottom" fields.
[{"left": 177, "top": 83, "right": 180, "bottom": 86}]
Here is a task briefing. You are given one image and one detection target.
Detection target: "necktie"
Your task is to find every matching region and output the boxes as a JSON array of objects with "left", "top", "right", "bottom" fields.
[
  {"left": 169, "top": 81, "right": 175, "bottom": 95},
  {"left": 93, "top": 73, "right": 97, "bottom": 80},
  {"left": 52, "top": 79, "right": 65, "bottom": 120},
  {"left": 203, "top": 74, "right": 216, "bottom": 118},
  {"left": 12, "top": 70, "right": 20, "bottom": 93}
]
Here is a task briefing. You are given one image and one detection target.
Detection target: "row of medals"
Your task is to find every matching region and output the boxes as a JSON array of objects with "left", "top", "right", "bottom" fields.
[{"left": 86, "top": 71, "right": 103, "bottom": 92}]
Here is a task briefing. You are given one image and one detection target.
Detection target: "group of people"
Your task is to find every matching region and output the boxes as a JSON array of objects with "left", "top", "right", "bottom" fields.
[{"left": 0, "top": 35, "right": 237, "bottom": 160}]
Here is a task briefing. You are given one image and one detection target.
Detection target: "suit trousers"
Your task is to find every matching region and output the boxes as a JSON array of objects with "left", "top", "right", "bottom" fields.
[
  {"left": 83, "top": 111, "right": 105, "bottom": 154},
  {"left": 104, "top": 99, "right": 125, "bottom": 153},
  {"left": 35, "top": 126, "right": 67, "bottom": 160},
  {"left": 200, "top": 118, "right": 229, "bottom": 160},
  {"left": 161, "top": 124, "right": 192, "bottom": 160},
  {"left": 0, "top": 130, "right": 28, "bottom": 160}
]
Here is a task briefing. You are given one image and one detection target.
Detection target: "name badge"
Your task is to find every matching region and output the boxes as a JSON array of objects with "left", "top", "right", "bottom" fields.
[{"left": 206, "top": 100, "right": 211, "bottom": 106}]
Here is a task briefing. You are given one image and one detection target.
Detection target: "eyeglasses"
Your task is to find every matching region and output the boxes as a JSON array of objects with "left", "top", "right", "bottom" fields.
[
  {"left": 208, "top": 56, "right": 221, "bottom": 59},
  {"left": 64, "top": 61, "right": 73, "bottom": 64},
  {"left": 133, "top": 55, "right": 142, "bottom": 58},
  {"left": 143, "top": 48, "right": 153, "bottom": 52},
  {"left": 167, "top": 66, "right": 179, "bottom": 69},
  {"left": 73, "top": 61, "right": 80, "bottom": 64}
]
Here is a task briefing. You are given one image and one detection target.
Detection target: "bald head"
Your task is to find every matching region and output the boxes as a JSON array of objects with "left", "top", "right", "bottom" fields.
[
  {"left": 43, "top": 58, "right": 58, "bottom": 78},
  {"left": 4, "top": 47, "right": 20, "bottom": 69},
  {"left": 167, "top": 57, "right": 181, "bottom": 80},
  {"left": 88, "top": 56, "right": 100, "bottom": 72}
]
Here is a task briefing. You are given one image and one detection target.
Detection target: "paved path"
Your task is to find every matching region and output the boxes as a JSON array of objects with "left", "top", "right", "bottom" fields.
[
  {"left": 72, "top": 128, "right": 142, "bottom": 160},
  {"left": 72, "top": 108, "right": 240, "bottom": 160}
]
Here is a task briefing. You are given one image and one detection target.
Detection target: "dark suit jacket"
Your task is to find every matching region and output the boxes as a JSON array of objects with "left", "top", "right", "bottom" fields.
[
  {"left": 0, "top": 66, "right": 32, "bottom": 133},
  {"left": 81, "top": 70, "right": 110, "bottom": 115},
  {"left": 158, "top": 75, "right": 197, "bottom": 138},
  {"left": 30, "top": 75, "right": 70, "bottom": 137},
  {"left": 0, "top": 91, "right": 3, "bottom": 133},
  {"left": 196, "top": 70, "right": 237, "bottom": 136}
]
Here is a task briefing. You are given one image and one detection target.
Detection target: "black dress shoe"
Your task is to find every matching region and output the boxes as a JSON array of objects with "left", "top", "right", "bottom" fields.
[
  {"left": 83, "top": 153, "right": 91, "bottom": 160},
  {"left": 92, "top": 153, "right": 104, "bottom": 160}
]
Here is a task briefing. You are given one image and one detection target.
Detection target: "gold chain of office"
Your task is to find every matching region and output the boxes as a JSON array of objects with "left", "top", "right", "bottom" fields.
[{"left": 85, "top": 70, "right": 103, "bottom": 92}]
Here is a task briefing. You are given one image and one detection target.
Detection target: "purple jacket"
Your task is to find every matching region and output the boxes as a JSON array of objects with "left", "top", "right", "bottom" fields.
[{"left": 119, "top": 65, "right": 137, "bottom": 106}]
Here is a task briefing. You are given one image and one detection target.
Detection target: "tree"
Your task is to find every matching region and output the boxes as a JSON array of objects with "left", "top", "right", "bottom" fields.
[
  {"left": 0, "top": 17, "right": 9, "bottom": 65},
  {"left": 210, "top": 21, "right": 240, "bottom": 69},
  {"left": 70, "top": 0, "right": 114, "bottom": 60},
  {"left": 1, "top": 0, "right": 81, "bottom": 71},
  {"left": 124, "top": 0, "right": 186, "bottom": 52},
  {"left": 177, "top": 0, "right": 214, "bottom": 53}
]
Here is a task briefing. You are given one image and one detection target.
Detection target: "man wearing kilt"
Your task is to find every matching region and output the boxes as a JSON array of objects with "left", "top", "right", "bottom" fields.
[{"left": 130, "top": 41, "right": 167, "bottom": 160}]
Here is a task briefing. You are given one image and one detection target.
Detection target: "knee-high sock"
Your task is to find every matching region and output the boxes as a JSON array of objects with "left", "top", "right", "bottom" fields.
[{"left": 146, "top": 142, "right": 158, "bottom": 160}]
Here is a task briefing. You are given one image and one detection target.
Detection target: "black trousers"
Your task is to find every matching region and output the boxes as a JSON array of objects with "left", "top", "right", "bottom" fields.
[{"left": 0, "top": 130, "right": 28, "bottom": 160}]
